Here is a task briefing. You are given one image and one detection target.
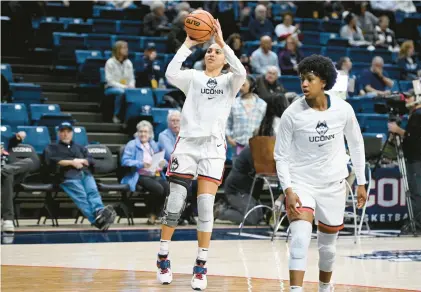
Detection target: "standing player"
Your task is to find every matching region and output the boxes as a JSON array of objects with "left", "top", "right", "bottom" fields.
[
  {"left": 156, "top": 20, "right": 246, "bottom": 290},
  {"left": 274, "top": 55, "right": 367, "bottom": 292}
]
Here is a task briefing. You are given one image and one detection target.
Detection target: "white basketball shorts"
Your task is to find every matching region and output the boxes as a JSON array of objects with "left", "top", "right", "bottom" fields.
[
  {"left": 166, "top": 136, "right": 226, "bottom": 185},
  {"left": 289, "top": 180, "right": 347, "bottom": 231}
]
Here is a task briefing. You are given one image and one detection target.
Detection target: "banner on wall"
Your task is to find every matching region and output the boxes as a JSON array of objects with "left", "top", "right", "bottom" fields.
[{"left": 349, "top": 167, "right": 409, "bottom": 223}]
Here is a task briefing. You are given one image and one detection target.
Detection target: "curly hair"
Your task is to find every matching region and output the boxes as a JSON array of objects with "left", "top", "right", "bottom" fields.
[{"left": 298, "top": 54, "right": 337, "bottom": 91}]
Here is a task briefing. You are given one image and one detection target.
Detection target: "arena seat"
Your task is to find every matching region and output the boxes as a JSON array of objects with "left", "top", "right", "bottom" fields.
[
  {"left": 349, "top": 47, "right": 373, "bottom": 63},
  {"left": 383, "top": 64, "right": 401, "bottom": 80},
  {"left": 141, "top": 37, "right": 168, "bottom": 53},
  {"left": 1, "top": 103, "right": 29, "bottom": 131},
  {"left": 1, "top": 63, "right": 13, "bottom": 83},
  {"left": 75, "top": 50, "right": 103, "bottom": 64},
  {"left": 300, "top": 45, "right": 322, "bottom": 57},
  {"left": 9, "top": 83, "right": 43, "bottom": 106},
  {"left": 93, "top": 19, "right": 118, "bottom": 34},
  {"left": 118, "top": 20, "right": 143, "bottom": 35},
  {"left": 55, "top": 125, "right": 88, "bottom": 146},
  {"left": 319, "top": 32, "right": 339, "bottom": 45},
  {"left": 375, "top": 49, "right": 394, "bottom": 64},
  {"left": 296, "top": 18, "right": 321, "bottom": 32},
  {"left": 53, "top": 32, "right": 87, "bottom": 61},
  {"left": 278, "top": 76, "right": 301, "bottom": 93},
  {"left": 151, "top": 107, "right": 171, "bottom": 139},
  {"left": 113, "top": 35, "right": 142, "bottom": 52},
  {"left": 351, "top": 62, "right": 369, "bottom": 77},
  {"left": 302, "top": 31, "right": 319, "bottom": 45},
  {"left": 36, "top": 20, "right": 65, "bottom": 48},
  {"left": 399, "top": 80, "right": 414, "bottom": 92},
  {"left": 30, "top": 104, "right": 61, "bottom": 124},
  {"left": 359, "top": 113, "right": 389, "bottom": 136},
  {"left": 326, "top": 38, "right": 349, "bottom": 47},
  {"left": 1, "top": 125, "right": 14, "bottom": 150},
  {"left": 321, "top": 19, "right": 343, "bottom": 33},
  {"left": 78, "top": 57, "right": 106, "bottom": 84},
  {"left": 85, "top": 34, "right": 113, "bottom": 51},
  {"left": 325, "top": 46, "right": 348, "bottom": 62},
  {"left": 125, "top": 88, "right": 155, "bottom": 121},
  {"left": 16, "top": 126, "right": 51, "bottom": 154},
  {"left": 153, "top": 88, "right": 178, "bottom": 105}
]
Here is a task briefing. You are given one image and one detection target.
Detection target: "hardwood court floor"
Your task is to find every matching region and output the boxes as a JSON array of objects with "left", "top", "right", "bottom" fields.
[{"left": 2, "top": 265, "right": 416, "bottom": 292}]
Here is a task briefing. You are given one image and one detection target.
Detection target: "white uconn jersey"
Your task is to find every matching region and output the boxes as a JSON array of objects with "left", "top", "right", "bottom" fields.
[
  {"left": 165, "top": 44, "right": 246, "bottom": 138},
  {"left": 274, "top": 95, "right": 367, "bottom": 190}
]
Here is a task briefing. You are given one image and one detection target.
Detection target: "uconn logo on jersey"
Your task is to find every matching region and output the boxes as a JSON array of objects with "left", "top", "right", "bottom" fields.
[
  {"left": 309, "top": 120, "right": 335, "bottom": 142},
  {"left": 201, "top": 78, "right": 224, "bottom": 95}
]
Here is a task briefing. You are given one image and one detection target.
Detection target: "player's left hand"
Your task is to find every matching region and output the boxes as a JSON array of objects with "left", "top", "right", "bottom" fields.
[
  {"left": 388, "top": 122, "right": 399, "bottom": 134},
  {"left": 213, "top": 19, "right": 225, "bottom": 48},
  {"left": 356, "top": 185, "right": 367, "bottom": 209}
]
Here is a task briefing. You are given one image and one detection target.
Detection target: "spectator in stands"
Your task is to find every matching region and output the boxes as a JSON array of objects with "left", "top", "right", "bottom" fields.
[
  {"left": 340, "top": 12, "right": 371, "bottom": 47},
  {"left": 250, "top": 36, "right": 281, "bottom": 75},
  {"left": 167, "top": 10, "right": 188, "bottom": 53},
  {"left": 158, "top": 110, "right": 181, "bottom": 161},
  {"left": 143, "top": 1, "right": 169, "bottom": 37},
  {"left": 274, "top": 12, "right": 301, "bottom": 45},
  {"left": 278, "top": 36, "right": 303, "bottom": 76},
  {"left": 136, "top": 42, "right": 163, "bottom": 88},
  {"left": 323, "top": 1, "right": 345, "bottom": 19},
  {"left": 360, "top": 56, "right": 394, "bottom": 96},
  {"left": 226, "top": 33, "right": 243, "bottom": 58},
  {"left": 105, "top": 41, "right": 135, "bottom": 124},
  {"left": 356, "top": 2, "right": 378, "bottom": 43},
  {"left": 109, "top": 0, "right": 136, "bottom": 9},
  {"left": 44, "top": 122, "right": 116, "bottom": 230},
  {"left": 121, "top": 121, "right": 168, "bottom": 225},
  {"left": 255, "top": 66, "right": 289, "bottom": 109},
  {"left": 226, "top": 76, "right": 267, "bottom": 156},
  {"left": 248, "top": 4, "right": 274, "bottom": 40},
  {"left": 398, "top": 40, "right": 421, "bottom": 81},
  {"left": 336, "top": 56, "right": 357, "bottom": 96},
  {"left": 374, "top": 15, "right": 399, "bottom": 52}
]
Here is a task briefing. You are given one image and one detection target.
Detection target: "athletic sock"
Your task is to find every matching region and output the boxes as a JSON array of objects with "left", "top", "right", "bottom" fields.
[
  {"left": 197, "top": 247, "right": 208, "bottom": 262},
  {"left": 158, "top": 240, "right": 170, "bottom": 257},
  {"left": 290, "top": 286, "right": 302, "bottom": 291},
  {"left": 319, "top": 281, "right": 331, "bottom": 292}
]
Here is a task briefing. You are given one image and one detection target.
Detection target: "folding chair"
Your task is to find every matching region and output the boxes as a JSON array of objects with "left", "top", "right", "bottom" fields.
[{"left": 238, "top": 136, "right": 282, "bottom": 236}]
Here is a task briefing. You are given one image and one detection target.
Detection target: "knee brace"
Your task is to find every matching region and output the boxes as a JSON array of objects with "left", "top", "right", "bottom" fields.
[
  {"left": 318, "top": 231, "right": 338, "bottom": 272},
  {"left": 197, "top": 194, "right": 215, "bottom": 232},
  {"left": 161, "top": 177, "right": 190, "bottom": 227},
  {"left": 289, "top": 220, "right": 312, "bottom": 271}
]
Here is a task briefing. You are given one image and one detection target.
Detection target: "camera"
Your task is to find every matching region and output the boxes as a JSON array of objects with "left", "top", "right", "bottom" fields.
[{"left": 373, "top": 94, "right": 408, "bottom": 124}]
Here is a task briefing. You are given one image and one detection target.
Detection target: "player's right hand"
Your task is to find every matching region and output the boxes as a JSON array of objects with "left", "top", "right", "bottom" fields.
[
  {"left": 184, "top": 36, "right": 203, "bottom": 49},
  {"left": 285, "top": 189, "right": 302, "bottom": 217}
]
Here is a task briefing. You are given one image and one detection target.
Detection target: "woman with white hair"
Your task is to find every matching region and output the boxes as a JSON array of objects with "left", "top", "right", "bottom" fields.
[
  {"left": 143, "top": 1, "right": 169, "bottom": 36},
  {"left": 121, "top": 120, "right": 168, "bottom": 225}
]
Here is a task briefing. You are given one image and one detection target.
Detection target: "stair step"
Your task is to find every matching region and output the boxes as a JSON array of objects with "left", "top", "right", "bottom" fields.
[
  {"left": 15, "top": 73, "right": 76, "bottom": 83},
  {"left": 38, "top": 82, "right": 76, "bottom": 92},
  {"left": 77, "top": 122, "right": 123, "bottom": 133},
  {"left": 65, "top": 112, "right": 103, "bottom": 123},
  {"left": 44, "top": 92, "right": 80, "bottom": 102},
  {"left": 88, "top": 132, "right": 129, "bottom": 144},
  {"left": 10, "top": 64, "right": 53, "bottom": 75},
  {"left": 57, "top": 101, "right": 100, "bottom": 112}
]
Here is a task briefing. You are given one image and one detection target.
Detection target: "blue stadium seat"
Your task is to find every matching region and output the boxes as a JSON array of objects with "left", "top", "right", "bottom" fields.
[
  {"left": 9, "top": 83, "right": 43, "bottom": 106},
  {"left": 348, "top": 96, "right": 386, "bottom": 113},
  {"left": 375, "top": 49, "right": 394, "bottom": 64},
  {"left": 16, "top": 126, "right": 51, "bottom": 154},
  {"left": 104, "top": 50, "right": 113, "bottom": 59},
  {"left": 55, "top": 125, "right": 88, "bottom": 146},
  {"left": 93, "top": 19, "right": 118, "bottom": 34},
  {"left": 66, "top": 22, "right": 93, "bottom": 34},
  {"left": 399, "top": 80, "right": 414, "bottom": 92},
  {"left": 272, "top": 3, "right": 297, "bottom": 16},
  {"left": 164, "top": 54, "right": 175, "bottom": 68},
  {"left": 125, "top": 88, "right": 155, "bottom": 121},
  {"left": 278, "top": 76, "right": 301, "bottom": 93},
  {"left": 141, "top": 37, "right": 167, "bottom": 53},
  {"left": 100, "top": 68, "right": 105, "bottom": 84},
  {"left": 151, "top": 108, "right": 171, "bottom": 139},
  {"left": 301, "top": 45, "right": 322, "bottom": 57},
  {"left": 321, "top": 19, "right": 343, "bottom": 33},
  {"left": 349, "top": 47, "right": 373, "bottom": 63},
  {"left": 118, "top": 20, "right": 142, "bottom": 35},
  {"left": 30, "top": 104, "right": 61, "bottom": 124},
  {"left": 86, "top": 34, "right": 113, "bottom": 51},
  {"left": 0, "top": 104, "right": 29, "bottom": 131},
  {"left": 325, "top": 47, "right": 347, "bottom": 62},
  {"left": 113, "top": 35, "right": 142, "bottom": 52},
  {"left": 153, "top": 88, "right": 177, "bottom": 105},
  {"left": 244, "top": 40, "right": 261, "bottom": 56},
  {"left": 319, "top": 32, "right": 339, "bottom": 45},
  {"left": 326, "top": 38, "right": 349, "bottom": 47},
  {"left": 383, "top": 64, "right": 400, "bottom": 80},
  {"left": 351, "top": 62, "right": 370, "bottom": 77},
  {"left": 360, "top": 113, "right": 389, "bottom": 136},
  {"left": 296, "top": 18, "right": 321, "bottom": 32},
  {"left": 78, "top": 58, "right": 107, "bottom": 84},
  {"left": 1, "top": 63, "right": 13, "bottom": 83},
  {"left": 1, "top": 125, "right": 13, "bottom": 150},
  {"left": 75, "top": 50, "right": 103, "bottom": 64},
  {"left": 36, "top": 20, "right": 66, "bottom": 48},
  {"left": 362, "top": 132, "right": 386, "bottom": 144},
  {"left": 302, "top": 31, "right": 320, "bottom": 45}
]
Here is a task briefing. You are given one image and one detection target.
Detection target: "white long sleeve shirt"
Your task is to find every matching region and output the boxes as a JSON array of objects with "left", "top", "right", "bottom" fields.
[
  {"left": 274, "top": 95, "right": 366, "bottom": 191},
  {"left": 105, "top": 57, "right": 135, "bottom": 88},
  {"left": 165, "top": 44, "right": 247, "bottom": 138}
]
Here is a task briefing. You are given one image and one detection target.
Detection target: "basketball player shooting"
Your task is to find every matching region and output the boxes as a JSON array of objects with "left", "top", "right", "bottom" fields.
[
  {"left": 274, "top": 55, "right": 367, "bottom": 292},
  {"left": 156, "top": 19, "right": 246, "bottom": 291}
]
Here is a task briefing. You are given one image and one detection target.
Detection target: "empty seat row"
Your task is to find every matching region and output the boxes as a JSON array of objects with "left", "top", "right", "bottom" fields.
[{"left": 356, "top": 113, "right": 408, "bottom": 137}]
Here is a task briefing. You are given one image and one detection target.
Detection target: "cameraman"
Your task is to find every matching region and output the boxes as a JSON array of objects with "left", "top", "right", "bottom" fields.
[{"left": 388, "top": 89, "right": 421, "bottom": 229}]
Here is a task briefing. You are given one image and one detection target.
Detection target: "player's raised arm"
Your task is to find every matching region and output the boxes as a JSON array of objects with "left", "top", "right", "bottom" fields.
[
  {"left": 213, "top": 19, "right": 247, "bottom": 95},
  {"left": 274, "top": 111, "right": 294, "bottom": 192},
  {"left": 165, "top": 36, "right": 199, "bottom": 93},
  {"left": 343, "top": 104, "right": 367, "bottom": 186}
]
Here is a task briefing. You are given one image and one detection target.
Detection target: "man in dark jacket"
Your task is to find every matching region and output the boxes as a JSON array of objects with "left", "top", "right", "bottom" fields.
[
  {"left": 166, "top": 11, "right": 188, "bottom": 53},
  {"left": 44, "top": 122, "right": 116, "bottom": 230},
  {"left": 255, "top": 66, "right": 290, "bottom": 109}
]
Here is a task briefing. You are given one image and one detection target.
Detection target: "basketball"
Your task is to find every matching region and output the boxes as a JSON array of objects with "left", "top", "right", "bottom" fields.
[{"left": 184, "top": 10, "right": 215, "bottom": 42}]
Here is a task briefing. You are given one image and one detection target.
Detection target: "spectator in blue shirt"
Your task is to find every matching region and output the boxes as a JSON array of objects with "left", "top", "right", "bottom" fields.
[
  {"left": 248, "top": 4, "right": 274, "bottom": 41},
  {"left": 360, "top": 56, "right": 394, "bottom": 96},
  {"left": 44, "top": 122, "right": 116, "bottom": 231},
  {"left": 158, "top": 110, "right": 181, "bottom": 161},
  {"left": 250, "top": 36, "right": 281, "bottom": 75}
]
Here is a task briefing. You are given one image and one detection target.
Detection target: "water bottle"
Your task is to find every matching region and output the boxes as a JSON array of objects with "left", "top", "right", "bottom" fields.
[{"left": 158, "top": 78, "right": 166, "bottom": 89}]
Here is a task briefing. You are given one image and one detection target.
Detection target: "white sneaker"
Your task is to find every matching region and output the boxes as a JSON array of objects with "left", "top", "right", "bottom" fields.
[
  {"left": 112, "top": 116, "right": 121, "bottom": 124},
  {"left": 156, "top": 255, "right": 172, "bottom": 285},
  {"left": 319, "top": 282, "right": 334, "bottom": 292},
  {"left": 2, "top": 220, "right": 14, "bottom": 233},
  {"left": 191, "top": 260, "right": 207, "bottom": 291}
]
